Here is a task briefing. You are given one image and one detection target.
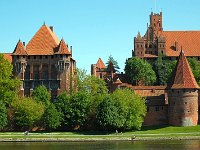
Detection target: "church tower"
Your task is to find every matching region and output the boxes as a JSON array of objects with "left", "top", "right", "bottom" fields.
[{"left": 167, "top": 50, "right": 199, "bottom": 126}]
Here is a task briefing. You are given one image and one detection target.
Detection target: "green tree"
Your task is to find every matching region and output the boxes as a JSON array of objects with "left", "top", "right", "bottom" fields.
[
  {"left": 55, "top": 91, "right": 91, "bottom": 129},
  {"left": 76, "top": 68, "right": 108, "bottom": 95},
  {"left": 0, "top": 54, "right": 20, "bottom": 105},
  {"left": 82, "top": 75, "right": 108, "bottom": 96},
  {"left": 106, "top": 55, "right": 120, "bottom": 72},
  {"left": 11, "top": 97, "right": 44, "bottom": 130},
  {"left": 63, "top": 91, "right": 90, "bottom": 129},
  {"left": 188, "top": 58, "right": 200, "bottom": 85},
  {"left": 0, "top": 101, "right": 8, "bottom": 129},
  {"left": 54, "top": 92, "right": 70, "bottom": 127},
  {"left": 153, "top": 55, "right": 176, "bottom": 85},
  {"left": 112, "top": 89, "right": 146, "bottom": 130},
  {"left": 97, "top": 89, "right": 146, "bottom": 130},
  {"left": 43, "top": 103, "right": 61, "bottom": 130},
  {"left": 32, "top": 85, "right": 51, "bottom": 106},
  {"left": 96, "top": 96, "right": 120, "bottom": 130},
  {"left": 125, "top": 57, "right": 156, "bottom": 85}
]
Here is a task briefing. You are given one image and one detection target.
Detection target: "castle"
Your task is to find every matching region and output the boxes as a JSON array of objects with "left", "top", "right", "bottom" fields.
[
  {"left": 2, "top": 12, "right": 200, "bottom": 127},
  {"left": 4, "top": 24, "right": 76, "bottom": 99},
  {"left": 91, "top": 12, "right": 200, "bottom": 126}
]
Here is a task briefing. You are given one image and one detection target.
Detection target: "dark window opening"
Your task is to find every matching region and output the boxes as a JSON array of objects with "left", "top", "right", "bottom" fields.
[{"left": 155, "top": 107, "right": 159, "bottom": 111}]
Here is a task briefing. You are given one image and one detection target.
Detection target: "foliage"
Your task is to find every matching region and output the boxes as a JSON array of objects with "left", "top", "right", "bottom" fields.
[
  {"left": 188, "top": 58, "right": 200, "bottom": 85},
  {"left": 11, "top": 97, "right": 44, "bottom": 129},
  {"left": 0, "top": 101, "right": 8, "bottom": 129},
  {"left": 0, "top": 54, "right": 20, "bottom": 105},
  {"left": 76, "top": 68, "right": 88, "bottom": 92},
  {"left": 153, "top": 55, "right": 177, "bottom": 85},
  {"left": 106, "top": 55, "right": 120, "bottom": 72},
  {"left": 76, "top": 68, "right": 108, "bottom": 96},
  {"left": 124, "top": 57, "right": 156, "bottom": 85},
  {"left": 82, "top": 75, "right": 108, "bottom": 96},
  {"left": 32, "top": 85, "right": 51, "bottom": 106},
  {"left": 43, "top": 103, "right": 61, "bottom": 130},
  {"left": 96, "top": 88, "right": 146, "bottom": 130},
  {"left": 56, "top": 91, "right": 91, "bottom": 129},
  {"left": 96, "top": 96, "right": 120, "bottom": 129}
]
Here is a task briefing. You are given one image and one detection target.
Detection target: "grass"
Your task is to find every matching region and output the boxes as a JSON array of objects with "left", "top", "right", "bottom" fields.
[{"left": 0, "top": 125, "right": 200, "bottom": 140}]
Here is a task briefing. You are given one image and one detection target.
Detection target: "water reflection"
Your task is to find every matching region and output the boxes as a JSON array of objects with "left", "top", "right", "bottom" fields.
[{"left": 0, "top": 140, "right": 200, "bottom": 150}]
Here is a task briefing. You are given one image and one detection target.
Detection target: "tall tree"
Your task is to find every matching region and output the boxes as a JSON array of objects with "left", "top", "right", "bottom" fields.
[
  {"left": 106, "top": 55, "right": 120, "bottom": 72},
  {"left": 0, "top": 100, "right": 8, "bottom": 129},
  {"left": 0, "top": 54, "right": 20, "bottom": 105},
  {"left": 63, "top": 91, "right": 91, "bottom": 129},
  {"left": 32, "top": 85, "right": 51, "bottom": 106},
  {"left": 153, "top": 55, "right": 177, "bottom": 85},
  {"left": 125, "top": 57, "right": 156, "bottom": 85},
  {"left": 76, "top": 68, "right": 108, "bottom": 96},
  {"left": 11, "top": 97, "right": 44, "bottom": 130},
  {"left": 96, "top": 88, "right": 146, "bottom": 130},
  {"left": 43, "top": 103, "right": 61, "bottom": 130}
]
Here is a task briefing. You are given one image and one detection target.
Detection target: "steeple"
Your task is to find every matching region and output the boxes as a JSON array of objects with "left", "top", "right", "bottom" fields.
[
  {"left": 96, "top": 58, "right": 106, "bottom": 69},
  {"left": 55, "top": 38, "right": 71, "bottom": 55},
  {"left": 168, "top": 50, "right": 199, "bottom": 89},
  {"left": 13, "top": 40, "right": 27, "bottom": 55}
]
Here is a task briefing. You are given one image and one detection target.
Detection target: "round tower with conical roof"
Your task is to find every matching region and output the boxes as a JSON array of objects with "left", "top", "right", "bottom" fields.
[{"left": 167, "top": 50, "right": 199, "bottom": 126}]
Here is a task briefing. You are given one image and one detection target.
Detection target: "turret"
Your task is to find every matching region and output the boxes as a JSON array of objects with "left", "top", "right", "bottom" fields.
[{"left": 167, "top": 50, "right": 199, "bottom": 126}]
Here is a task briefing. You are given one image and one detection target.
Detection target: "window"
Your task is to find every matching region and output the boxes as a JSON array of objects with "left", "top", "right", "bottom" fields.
[
  {"left": 147, "top": 107, "right": 149, "bottom": 112},
  {"left": 155, "top": 107, "right": 159, "bottom": 111},
  {"left": 100, "top": 73, "right": 102, "bottom": 79},
  {"left": 28, "top": 56, "right": 30, "bottom": 59},
  {"left": 33, "top": 64, "right": 40, "bottom": 79},
  {"left": 34, "top": 56, "right": 36, "bottom": 59}
]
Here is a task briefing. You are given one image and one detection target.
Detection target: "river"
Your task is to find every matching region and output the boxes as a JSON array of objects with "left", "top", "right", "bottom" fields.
[{"left": 0, "top": 140, "right": 200, "bottom": 150}]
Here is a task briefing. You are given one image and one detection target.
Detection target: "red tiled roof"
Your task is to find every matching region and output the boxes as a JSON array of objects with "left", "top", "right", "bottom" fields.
[
  {"left": 55, "top": 39, "right": 71, "bottom": 55},
  {"left": 13, "top": 40, "right": 27, "bottom": 55},
  {"left": 169, "top": 50, "right": 199, "bottom": 89},
  {"left": 3, "top": 53, "right": 12, "bottom": 63},
  {"left": 162, "top": 31, "right": 200, "bottom": 57},
  {"left": 96, "top": 58, "right": 106, "bottom": 69},
  {"left": 26, "top": 25, "right": 60, "bottom": 55},
  {"left": 134, "top": 90, "right": 165, "bottom": 97}
]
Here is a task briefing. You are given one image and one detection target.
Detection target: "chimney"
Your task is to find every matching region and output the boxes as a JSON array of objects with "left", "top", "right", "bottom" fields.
[
  {"left": 70, "top": 46, "right": 72, "bottom": 55},
  {"left": 50, "top": 26, "right": 53, "bottom": 32},
  {"left": 23, "top": 42, "right": 25, "bottom": 46}
]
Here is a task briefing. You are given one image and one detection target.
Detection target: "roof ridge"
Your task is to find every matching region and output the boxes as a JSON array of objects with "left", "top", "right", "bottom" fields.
[
  {"left": 26, "top": 25, "right": 60, "bottom": 55},
  {"left": 96, "top": 58, "right": 106, "bottom": 69},
  {"left": 168, "top": 50, "right": 199, "bottom": 89},
  {"left": 13, "top": 40, "right": 27, "bottom": 55},
  {"left": 55, "top": 39, "right": 71, "bottom": 54}
]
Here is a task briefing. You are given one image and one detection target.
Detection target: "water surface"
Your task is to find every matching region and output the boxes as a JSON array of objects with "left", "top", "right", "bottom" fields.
[{"left": 0, "top": 140, "right": 200, "bottom": 150}]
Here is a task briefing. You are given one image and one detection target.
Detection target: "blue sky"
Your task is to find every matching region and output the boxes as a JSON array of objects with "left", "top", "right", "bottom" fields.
[{"left": 0, "top": 0, "right": 200, "bottom": 73}]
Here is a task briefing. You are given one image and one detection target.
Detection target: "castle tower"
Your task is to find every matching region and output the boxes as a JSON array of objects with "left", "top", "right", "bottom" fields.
[
  {"left": 91, "top": 58, "right": 106, "bottom": 79},
  {"left": 133, "top": 12, "right": 165, "bottom": 58},
  {"left": 167, "top": 50, "right": 199, "bottom": 126},
  {"left": 12, "top": 25, "right": 76, "bottom": 98},
  {"left": 150, "top": 12, "right": 163, "bottom": 33}
]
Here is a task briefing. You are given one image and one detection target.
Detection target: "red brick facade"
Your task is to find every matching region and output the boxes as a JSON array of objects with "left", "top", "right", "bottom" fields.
[{"left": 11, "top": 24, "right": 76, "bottom": 98}]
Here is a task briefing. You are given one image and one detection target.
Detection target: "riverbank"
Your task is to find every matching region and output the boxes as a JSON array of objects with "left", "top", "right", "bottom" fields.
[{"left": 1, "top": 125, "right": 200, "bottom": 142}]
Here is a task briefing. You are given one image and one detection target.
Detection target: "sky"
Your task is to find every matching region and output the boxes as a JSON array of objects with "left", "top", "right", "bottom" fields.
[{"left": 0, "top": 0, "right": 200, "bottom": 73}]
